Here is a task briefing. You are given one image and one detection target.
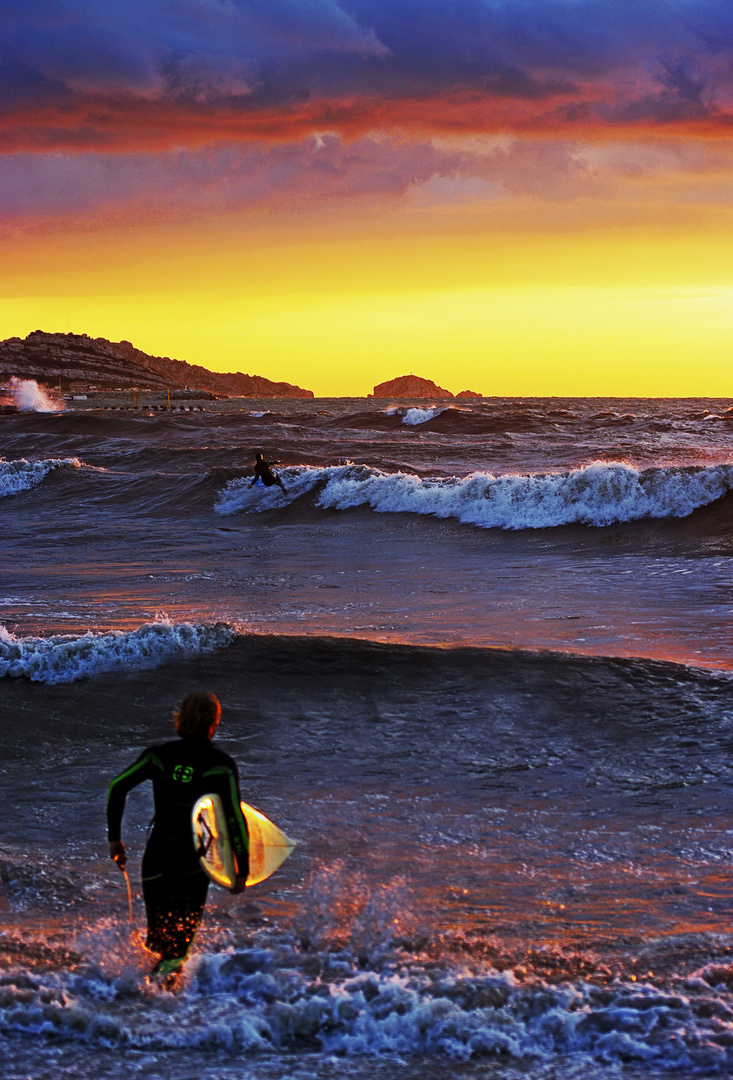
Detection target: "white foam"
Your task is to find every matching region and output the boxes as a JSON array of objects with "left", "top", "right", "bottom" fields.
[
  {"left": 0, "top": 619, "right": 236, "bottom": 683},
  {"left": 214, "top": 465, "right": 320, "bottom": 514},
  {"left": 216, "top": 461, "right": 733, "bottom": 529},
  {"left": 8, "top": 376, "right": 64, "bottom": 412},
  {"left": 380, "top": 406, "right": 450, "bottom": 423},
  {"left": 0, "top": 950, "right": 726, "bottom": 1070},
  {"left": 0, "top": 456, "right": 84, "bottom": 498},
  {"left": 320, "top": 461, "right": 733, "bottom": 529},
  {"left": 216, "top": 463, "right": 390, "bottom": 516},
  {"left": 401, "top": 407, "right": 447, "bottom": 425}
]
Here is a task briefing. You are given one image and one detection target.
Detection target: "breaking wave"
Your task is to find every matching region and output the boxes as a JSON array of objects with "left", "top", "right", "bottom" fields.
[
  {"left": 391, "top": 406, "right": 450, "bottom": 426},
  {"left": 2, "top": 933, "right": 733, "bottom": 1071},
  {"left": 0, "top": 456, "right": 85, "bottom": 498},
  {"left": 215, "top": 462, "right": 733, "bottom": 530},
  {"left": 0, "top": 619, "right": 236, "bottom": 683}
]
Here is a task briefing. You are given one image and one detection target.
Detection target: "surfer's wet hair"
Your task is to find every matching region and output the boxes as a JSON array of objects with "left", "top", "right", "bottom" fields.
[{"left": 174, "top": 692, "right": 221, "bottom": 738}]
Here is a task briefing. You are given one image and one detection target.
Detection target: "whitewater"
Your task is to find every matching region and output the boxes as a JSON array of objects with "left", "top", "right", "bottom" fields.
[
  {"left": 217, "top": 460, "right": 733, "bottom": 529},
  {"left": 4, "top": 395, "right": 733, "bottom": 1080}
]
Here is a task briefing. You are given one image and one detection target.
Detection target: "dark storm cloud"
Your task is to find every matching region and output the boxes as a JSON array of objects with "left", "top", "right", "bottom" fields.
[{"left": 2, "top": 2, "right": 733, "bottom": 148}]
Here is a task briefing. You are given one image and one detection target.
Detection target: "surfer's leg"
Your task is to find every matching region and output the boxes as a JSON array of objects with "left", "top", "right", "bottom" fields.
[
  {"left": 165, "top": 870, "right": 210, "bottom": 959},
  {"left": 142, "top": 845, "right": 209, "bottom": 966},
  {"left": 141, "top": 846, "right": 166, "bottom": 954},
  {"left": 144, "top": 872, "right": 209, "bottom": 960}
]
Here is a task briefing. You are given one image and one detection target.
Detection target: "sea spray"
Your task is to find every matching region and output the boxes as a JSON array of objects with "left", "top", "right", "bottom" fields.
[
  {"left": 8, "top": 376, "right": 63, "bottom": 413},
  {"left": 0, "top": 619, "right": 236, "bottom": 683}
]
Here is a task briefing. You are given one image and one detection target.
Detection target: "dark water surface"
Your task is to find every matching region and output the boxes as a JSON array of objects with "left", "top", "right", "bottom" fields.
[{"left": 3, "top": 397, "right": 733, "bottom": 1077}]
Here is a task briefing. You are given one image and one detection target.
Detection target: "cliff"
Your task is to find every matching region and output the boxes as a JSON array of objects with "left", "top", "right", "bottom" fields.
[
  {"left": 371, "top": 374, "right": 454, "bottom": 398},
  {"left": 0, "top": 331, "right": 314, "bottom": 398}
]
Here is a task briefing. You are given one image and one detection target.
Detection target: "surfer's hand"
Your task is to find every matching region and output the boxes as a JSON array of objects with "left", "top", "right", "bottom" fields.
[
  {"left": 230, "top": 876, "right": 247, "bottom": 894},
  {"left": 110, "top": 841, "right": 127, "bottom": 867}
]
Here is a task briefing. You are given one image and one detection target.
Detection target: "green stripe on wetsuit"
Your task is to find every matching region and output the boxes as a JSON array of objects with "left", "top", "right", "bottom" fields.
[
  {"left": 106, "top": 750, "right": 164, "bottom": 841},
  {"left": 203, "top": 765, "right": 250, "bottom": 859},
  {"left": 106, "top": 749, "right": 164, "bottom": 807}
]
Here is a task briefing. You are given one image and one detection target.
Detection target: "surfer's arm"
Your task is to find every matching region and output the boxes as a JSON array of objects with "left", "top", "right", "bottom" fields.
[
  {"left": 226, "top": 763, "right": 250, "bottom": 882},
  {"left": 106, "top": 750, "right": 160, "bottom": 845},
  {"left": 229, "top": 803, "right": 250, "bottom": 889},
  {"left": 203, "top": 760, "right": 250, "bottom": 885},
  {"left": 109, "top": 840, "right": 127, "bottom": 867}
]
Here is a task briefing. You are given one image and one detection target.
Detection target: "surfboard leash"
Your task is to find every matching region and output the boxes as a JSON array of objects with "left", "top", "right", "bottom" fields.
[{"left": 115, "top": 859, "right": 134, "bottom": 925}]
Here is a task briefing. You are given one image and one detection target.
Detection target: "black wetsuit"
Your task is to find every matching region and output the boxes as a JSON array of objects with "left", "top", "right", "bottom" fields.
[
  {"left": 253, "top": 458, "right": 284, "bottom": 488},
  {"left": 107, "top": 736, "right": 249, "bottom": 962}
]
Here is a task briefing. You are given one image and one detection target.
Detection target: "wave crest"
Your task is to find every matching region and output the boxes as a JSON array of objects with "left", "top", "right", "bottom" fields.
[
  {"left": 216, "top": 462, "right": 733, "bottom": 530},
  {"left": 0, "top": 456, "right": 85, "bottom": 499},
  {"left": 0, "top": 620, "right": 236, "bottom": 683}
]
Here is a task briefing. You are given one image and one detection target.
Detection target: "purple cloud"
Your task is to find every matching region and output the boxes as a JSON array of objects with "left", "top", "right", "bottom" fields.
[
  {"left": 2, "top": 2, "right": 733, "bottom": 151},
  {"left": 9, "top": 129, "right": 732, "bottom": 231}
]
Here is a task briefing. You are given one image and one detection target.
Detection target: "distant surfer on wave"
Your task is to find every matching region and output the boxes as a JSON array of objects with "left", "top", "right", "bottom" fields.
[
  {"left": 107, "top": 692, "right": 249, "bottom": 982},
  {"left": 249, "top": 451, "right": 287, "bottom": 493}
]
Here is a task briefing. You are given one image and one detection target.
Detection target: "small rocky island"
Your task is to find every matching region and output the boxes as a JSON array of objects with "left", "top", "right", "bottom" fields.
[
  {"left": 0, "top": 331, "right": 314, "bottom": 398},
  {"left": 370, "top": 374, "right": 481, "bottom": 398}
]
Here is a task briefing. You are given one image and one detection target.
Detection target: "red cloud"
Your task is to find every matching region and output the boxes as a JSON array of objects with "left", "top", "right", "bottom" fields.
[{"left": 3, "top": 84, "right": 733, "bottom": 157}]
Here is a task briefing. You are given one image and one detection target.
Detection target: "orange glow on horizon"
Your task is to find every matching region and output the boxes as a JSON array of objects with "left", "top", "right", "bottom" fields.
[{"left": 4, "top": 179, "right": 733, "bottom": 398}]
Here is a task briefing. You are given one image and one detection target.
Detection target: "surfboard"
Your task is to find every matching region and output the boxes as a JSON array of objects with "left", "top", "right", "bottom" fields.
[{"left": 192, "top": 795, "right": 295, "bottom": 891}]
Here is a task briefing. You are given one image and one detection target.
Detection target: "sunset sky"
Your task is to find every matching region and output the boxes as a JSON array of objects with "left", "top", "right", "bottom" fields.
[{"left": 3, "top": 2, "right": 733, "bottom": 396}]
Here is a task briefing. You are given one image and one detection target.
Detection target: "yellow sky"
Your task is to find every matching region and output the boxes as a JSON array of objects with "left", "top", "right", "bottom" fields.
[{"left": 3, "top": 204, "right": 733, "bottom": 397}]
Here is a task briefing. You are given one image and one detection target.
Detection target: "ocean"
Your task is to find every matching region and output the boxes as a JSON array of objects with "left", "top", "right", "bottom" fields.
[{"left": 3, "top": 395, "right": 733, "bottom": 1079}]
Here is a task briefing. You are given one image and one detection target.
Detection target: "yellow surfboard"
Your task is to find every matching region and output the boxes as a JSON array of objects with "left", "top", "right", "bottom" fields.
[{"left": 192, "top": 796, "right": 295, "bottom": 891}]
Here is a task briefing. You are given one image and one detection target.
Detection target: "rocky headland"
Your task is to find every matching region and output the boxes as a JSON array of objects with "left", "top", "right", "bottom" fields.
[
  {"left": 0, "top": 331, "right": 314, "bottom": 398},
  {"left": 371, "top": 374, "right": 453, "bottom": 398},
  {"left": 370, "top": 374, "right": 482, "bottom": 398}
]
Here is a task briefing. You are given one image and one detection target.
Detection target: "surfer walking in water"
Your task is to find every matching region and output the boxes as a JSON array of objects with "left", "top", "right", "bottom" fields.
[
  {"left": 249, "top": 451, "right": 287, "bottom": 493},
  {"left": 107, "top": 692, "right": 249, "bottom": 983}
]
